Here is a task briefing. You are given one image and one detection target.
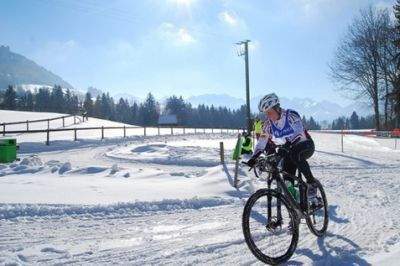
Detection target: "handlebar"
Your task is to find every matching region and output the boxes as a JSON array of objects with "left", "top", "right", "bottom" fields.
[{"left": 241, "top": 161, "right": 254, "bottom": 171}]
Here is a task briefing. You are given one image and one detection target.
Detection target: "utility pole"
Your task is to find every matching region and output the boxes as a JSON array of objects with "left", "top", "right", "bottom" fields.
[{"left": 236, "top": 40, "right": 252, "bottom": 134}]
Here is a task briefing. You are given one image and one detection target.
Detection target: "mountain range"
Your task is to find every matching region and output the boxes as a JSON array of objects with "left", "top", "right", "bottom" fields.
[
  {"left": 0, "top": 45, "right": 73, "bottom": 90},
  {"left": 186, "top": 93, "right": 371, "bottom": 122}
]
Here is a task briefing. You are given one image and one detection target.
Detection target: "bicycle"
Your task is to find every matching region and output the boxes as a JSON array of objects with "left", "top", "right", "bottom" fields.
[{"left": 242, "top": 151, "right": 329, "bottom": 265}]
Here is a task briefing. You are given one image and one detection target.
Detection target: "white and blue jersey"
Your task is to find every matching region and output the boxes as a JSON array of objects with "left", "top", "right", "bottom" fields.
[{"left": 255, "top": 109, "right": 309, "bottom": 153}]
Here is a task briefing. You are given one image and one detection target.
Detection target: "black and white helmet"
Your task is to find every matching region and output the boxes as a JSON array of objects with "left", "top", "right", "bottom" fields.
[{"left": 258, "top": 93, "right": 279, "bottom": 112}]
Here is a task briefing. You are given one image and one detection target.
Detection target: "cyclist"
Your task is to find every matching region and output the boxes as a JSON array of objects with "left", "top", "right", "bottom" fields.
[{"left": 246, "top": 93, "right": 318, "bottom": 203}]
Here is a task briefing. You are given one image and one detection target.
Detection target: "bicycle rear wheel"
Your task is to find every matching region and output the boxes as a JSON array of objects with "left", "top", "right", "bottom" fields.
[
  {"left": 242, "top": 189, "right": 298, "bottom": 265},
  {"left": 306, "top": 179, "right": 329, "bottom": 237}
]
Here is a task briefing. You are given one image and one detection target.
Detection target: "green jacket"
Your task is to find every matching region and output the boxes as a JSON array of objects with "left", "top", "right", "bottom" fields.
[{"left": 254, "top": 120, "right": 263, "bottom": 134}]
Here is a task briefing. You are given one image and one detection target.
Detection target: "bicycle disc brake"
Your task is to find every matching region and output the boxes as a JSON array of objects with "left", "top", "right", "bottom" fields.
[{"left": 265, "top": 217, "right": 283, "bottom": 231}]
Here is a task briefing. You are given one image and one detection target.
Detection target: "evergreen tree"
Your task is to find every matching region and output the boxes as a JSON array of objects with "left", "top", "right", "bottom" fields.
[
  {"left": 83, "top": 92, "right": 94, "bottom": 116},
  {"left": 64, "top": 89, "right": 73, "bottom": 113},
  {"left": 69, "top": 95, "right": 80, "bottom": 114},
  {"left": 309, "top": 117, "right": 321, "bottom": 130},
  {"left": 129, "top": 102, "right": 139, "bottom": 125},
  {"left": 100, "top": 93, "right": 111, "bottom": 119},
  {"left": 349, "top": 111, "right": 360, "bottom": 129},
  {"left": 332, "top": 117, "right": 346, "bottom": 130},
  {"left": 25, "top": 91, "right": 34, "bottom": 111},
  {"left": 139, "top": 93, "right": 159, "bottom": 126},
  {"left": 3, "top": 85, "right": 16, "bottom": 110},
  {"left": 35, "top": 88, "right": 51, "bottom": 112},
  {"left": 115, "top": 98, "right": 131, "bottom": 123},
  {"left": 50, "top": 86, "right": 65, "bottom": 112},
  {"left": 165, "top": 95, "right": 189, "bottom": 125},
  {"left": 93, "top": 95, "right": 102, "bottom": 118}
]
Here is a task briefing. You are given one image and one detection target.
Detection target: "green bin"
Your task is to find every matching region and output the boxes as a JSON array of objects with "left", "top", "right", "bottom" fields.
[{"left": 0, "top": 139, "right": 17, "bottom": 163}]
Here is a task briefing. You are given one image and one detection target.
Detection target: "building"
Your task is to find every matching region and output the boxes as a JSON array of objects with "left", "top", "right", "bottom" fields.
[{"left": 158, "top": 114, "right": 178, "bottom": 126}]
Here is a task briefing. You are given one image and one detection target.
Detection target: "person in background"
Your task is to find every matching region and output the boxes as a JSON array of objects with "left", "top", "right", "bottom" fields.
[{"left": 253, "top": 117, "right": 263, "bottom": 140}]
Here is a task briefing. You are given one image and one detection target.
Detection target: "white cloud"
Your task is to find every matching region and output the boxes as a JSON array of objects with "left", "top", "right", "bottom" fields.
[
  {"left": 218, "top": 11, "right": 238, "bottom": 27},
  {"left": 166, "top": 0, "right": 197, "bottom": 7},
  {"left": 158, "top": 22, "right": 196, "bottom": 46}
]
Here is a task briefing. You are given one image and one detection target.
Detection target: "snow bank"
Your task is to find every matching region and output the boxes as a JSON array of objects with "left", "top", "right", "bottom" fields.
[
  {"left": 0, "top": 155, "right": 45, "bottom": 177},
  {"left": 109, "top": 143, "right": 220, "bottom": 167},
  {"left": 0, "top": 197, "right": 235, "bottom": 219}
]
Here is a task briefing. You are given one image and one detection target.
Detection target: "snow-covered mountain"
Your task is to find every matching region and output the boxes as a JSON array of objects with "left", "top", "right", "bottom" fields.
[
  {"left": 186, "top": 94, "right": 371, "bottom": 121},
  {"left": 0, "top": 45, "right": 73, "bottom": 90},
  {"left": 187, "top": 94, "right": 245, "bottom": 109},
  {"left": 113, "top": 93, "right": 142, "bottom": 105}
]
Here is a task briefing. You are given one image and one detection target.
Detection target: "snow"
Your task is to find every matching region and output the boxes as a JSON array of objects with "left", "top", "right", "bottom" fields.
[
  {"left": 0, "top": 110, "right": 237, "bottom": 145},
  {"left": 0, "top": 110, "right": 400, "bottom": 264}
]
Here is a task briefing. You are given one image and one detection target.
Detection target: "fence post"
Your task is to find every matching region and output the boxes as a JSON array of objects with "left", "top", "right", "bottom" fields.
[
  {"left": 46, "top": 129, "right": 50, "bottom": 146},
  {"left": 47, "top": 119, "right": 50, "bottom": 130},
  {"left": 123, "top": 125, "right": 126, "bottom": 138},
  {"left": 395, "top": 138, "right": 398, "bottom": 150},
  {"left": 183, "top": 127, "right": 186, "bottom": 135},
  {"left": 212, "top": 128, "right": 214, "bottom": 134},
  {"left": 341, "top": 128, "right": 344, "bottom": 153},
  {"left": 219, "top": 142, "right": 224, "bottom": 164},
  {"left": 171, "top": 127, "right": 173, "bottom": 135},
  {"left": 101, "top": 126, "right": 104, "bottom": 140},
  {"left": 144, "top": 127, "right": 147, "bottom": 136},
  {"left": 2, "top": 123, "right": 5, "bottom": 136},
  {"left": 26, "top": 120, "right": 29, "bottom": 131},
  {"left": 194, "top": 128, "right": 197, "bottom": 134},
  {"left": 62, "top": 117, "right": 65, "bottom": 127},
  {"left": 74, "top": 128, "right": 77, "bottom": 141},
  {"left": 221, "top": 128, "right": 223, "bottom": 134},
  {"left": 158, "top": 126, "right": 160, "bottom": 136},
  {"left": 74, "top": 116, "right": 77, "bottom": 125},
  {"left": 203, "top": 128, "right": 206, "bottom": 134}
]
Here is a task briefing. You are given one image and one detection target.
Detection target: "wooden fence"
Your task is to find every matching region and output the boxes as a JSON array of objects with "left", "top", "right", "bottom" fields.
[
  {"left": 1, "top": 114, "right": 81, "bottom": 134},
  {"left": 1, "top": 125, "right": 242, "bottom": 146}
]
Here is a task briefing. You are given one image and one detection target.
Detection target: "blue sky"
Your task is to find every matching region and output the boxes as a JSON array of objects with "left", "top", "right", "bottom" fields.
[{"left": 0, "top": 0, "right": 396, "bottom": 104}]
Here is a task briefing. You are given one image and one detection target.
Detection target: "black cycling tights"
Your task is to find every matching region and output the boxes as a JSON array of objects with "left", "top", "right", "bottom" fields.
[{"left": 283, "top": 139, "right": 315, "bottom": 183}]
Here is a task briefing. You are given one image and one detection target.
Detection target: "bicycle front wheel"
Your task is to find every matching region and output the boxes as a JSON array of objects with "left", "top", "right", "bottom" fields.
[{"left": 242, "top": 189, "right": 299, "bottom": 265}]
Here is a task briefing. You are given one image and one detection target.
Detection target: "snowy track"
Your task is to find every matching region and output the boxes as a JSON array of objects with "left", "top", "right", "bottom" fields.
[{"left": 1, "top": 132, "right": 400, "bottom": 264}]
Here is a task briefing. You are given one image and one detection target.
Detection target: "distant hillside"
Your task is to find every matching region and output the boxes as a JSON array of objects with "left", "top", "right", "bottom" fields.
[{"left": 0, "top": 45, "right": 73, "bottom": 90}]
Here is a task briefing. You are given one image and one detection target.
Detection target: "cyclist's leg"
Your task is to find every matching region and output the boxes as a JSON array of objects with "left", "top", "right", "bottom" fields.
[
  {"left": 282, "top": 157, "right": 296, "bottom": 181},
  {"left": 289, "top": 139, "right": 315, "bottom": 183}
]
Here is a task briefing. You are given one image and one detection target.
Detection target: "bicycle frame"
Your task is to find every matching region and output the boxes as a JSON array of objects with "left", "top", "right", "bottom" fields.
[{"left": 264, "top": 156, "right": 309, "bottom": 221}]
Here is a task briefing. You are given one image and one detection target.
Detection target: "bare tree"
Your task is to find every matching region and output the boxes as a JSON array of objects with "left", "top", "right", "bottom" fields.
[
  {"left": 392, "top": 0, "right": 400, "bottom": 127},
  {"left": 377, "top": 10, "right": 398, "bottom": 129},
  {"left": 329, "top": 6, "right": 389, "bottom": 130}
]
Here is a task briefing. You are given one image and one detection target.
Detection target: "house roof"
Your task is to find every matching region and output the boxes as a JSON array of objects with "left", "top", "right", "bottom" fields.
[{"left": 158, "top": 114, "right": 178, "bottom": 125}]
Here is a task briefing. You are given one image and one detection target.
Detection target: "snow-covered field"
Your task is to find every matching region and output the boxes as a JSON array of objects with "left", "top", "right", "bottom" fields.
[
  {"left": 1, "top": 110, "right": 400, "bottom": 265},
  {"left": 0, "top": 110, "right": 237, "bottom": 145}
]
